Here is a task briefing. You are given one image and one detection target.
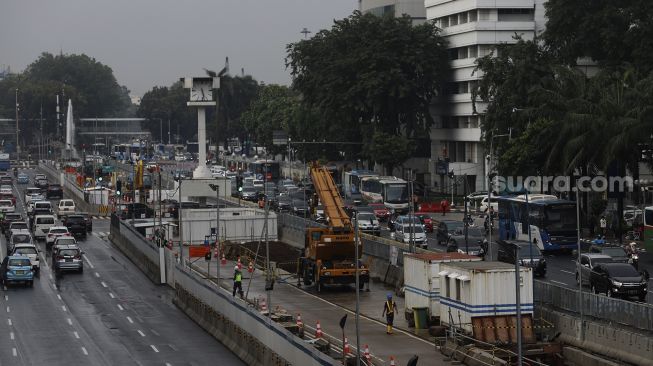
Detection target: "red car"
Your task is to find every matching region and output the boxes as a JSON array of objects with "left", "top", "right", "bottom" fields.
[
  {"left": 415, "top": 213, "right": 434, "bottom": 232},
  {"left": 0, "top": 193, "right": 16, "bottom": 206},
  {"left": 369, "top": 203, "right": 390, "bottom": 222}
]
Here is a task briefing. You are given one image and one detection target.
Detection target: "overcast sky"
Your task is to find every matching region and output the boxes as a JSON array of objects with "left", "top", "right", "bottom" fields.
[{"left": 0, "top": 0, "right": 357, "bottom": 96}]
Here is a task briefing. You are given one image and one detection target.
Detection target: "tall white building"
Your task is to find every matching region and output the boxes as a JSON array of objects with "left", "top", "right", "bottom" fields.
[
  {"left": 426, "top": 0, "right": 547, "bottom": 192},
  {"left": 360, "top": 0, "right": 427, "bottom": 23}
]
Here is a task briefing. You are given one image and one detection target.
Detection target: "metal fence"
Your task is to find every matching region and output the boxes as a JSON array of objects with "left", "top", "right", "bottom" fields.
[{"left": 533, "top": 280, "right": 653, "bottom": 332}]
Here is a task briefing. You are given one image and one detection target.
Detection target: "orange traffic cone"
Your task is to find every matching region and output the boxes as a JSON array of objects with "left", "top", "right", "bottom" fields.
[
  {"left": 296, "top": 313, "right": 303, "bottom": 328},
  {"left": 315, "top": 320, "right": 323, "bottom": 338},
  {"left": 364, "top": 345, "right": 371, "bottom": 363},
  {"left": 343, "top": 337, "right": 350, "bottom": 355},
  {"left": 221, "top": 253, "right": 227, "bottom": 265},
  {"left": 237, "top": 256, "right": 242, "bottom": 270},
  {"left": 389, "top": 356, "right": 396, "bottom": 366},
  {"left": 248, "top": 261, "right": 254, "bottom": 273}
]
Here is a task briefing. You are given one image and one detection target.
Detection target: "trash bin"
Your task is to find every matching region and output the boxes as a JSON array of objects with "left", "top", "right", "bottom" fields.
[{"left": 413, "top": 307, "right": 428, "bottom": 329}]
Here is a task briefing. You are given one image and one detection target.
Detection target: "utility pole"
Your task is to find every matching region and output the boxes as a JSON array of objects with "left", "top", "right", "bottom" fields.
[
  {"left": 15, "top": 89, "right": 19, "bottom": 160},
  {"left": 300, "top": 27, "right": 311, "bottom": 39}
]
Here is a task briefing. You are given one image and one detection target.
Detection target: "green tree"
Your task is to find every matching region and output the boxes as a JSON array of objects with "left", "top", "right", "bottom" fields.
[
  {"left": 544, "top": 0, "right": 653, "bottom": 72},
  {"left": 137, "top": 82, "right": 196, "bottom": 144},
  {"left": 214, "top": 75, "right": 260, "bottom": 148},
  {"left": 286, "top": 11, "right": 449, "bottom": 166},
  {"left": 364, "top": 131, "right": 414, "bottom": 175},
  {"left": 240, "top": 85, "right": 298, "bottom": 154}
]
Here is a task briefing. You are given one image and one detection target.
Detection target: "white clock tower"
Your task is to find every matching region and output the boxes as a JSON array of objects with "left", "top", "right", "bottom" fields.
[{"left": 182, "top": 76, "right": 219, "bottom": 179}]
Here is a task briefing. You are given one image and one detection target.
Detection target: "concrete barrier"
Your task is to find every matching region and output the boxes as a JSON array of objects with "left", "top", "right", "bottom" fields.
[
  {"left": 38, "top": 162, "right": 101, "bottom": 215},
  {"left": 174, "top": 266, "right": 337, "bottom": 366},
  {"left": 538, "top": 305, "right": 653, "bottom": 366},
  {"left": 110, "top": 217, "right": 163, "bottom": 284}
]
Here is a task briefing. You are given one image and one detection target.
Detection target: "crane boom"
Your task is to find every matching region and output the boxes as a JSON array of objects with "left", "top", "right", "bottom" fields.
[{"left": 310, "top": 164, "right": 351, "bottom": 233}]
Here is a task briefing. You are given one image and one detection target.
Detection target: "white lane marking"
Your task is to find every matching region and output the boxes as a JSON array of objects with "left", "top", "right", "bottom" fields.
[
  {"left": 10, "top": 331, "right": 14, "bottom": 340},
  {"left": 4, "top": 295, "right": 7, "bottom": 301},
  {"left": 101, "top": 281, "right": 107, "bottom": 288},
  {"left": 62, "top": 305, "right": 67, "bottom": 312},
  {"left": 94, "top": 272, "right": 100, "bottom": 278},
  {"left": 12, "top": 348, "right": 16, "bottom": 357},
  {"left": 49, "top": 273, "right": 53, "bottom": 280},
  {"left": 127, "top": 316, "right": 134, "bottom": 324},
  {"left": 166, "top": 363, "right": 172, "bottom": 366},
  {"left": 6, "top": 306, "right": 9, "bottom": 313},
  {"left": 117, "top": 304, "right": 124, "bottom": 311},
  {"left": 150, "top": 345, "right": 159, "bottom": 353},
  {"left": 67, "top": 318, "right": 73, "bottom": 326},
  {"left": 137, "top": 330, "right": 145, "bottom": 337},
  {"left": 83, "top": 254, "right": 95, "bottom": 269},
  {"left": 7, "top": 318, "right": 12, "bottom": 326},
  {"left": 82, "top": 347, "right": 88, "bottom": 355},
  {"left": 561, "top": 270, "right": 574, "bottom": 275},
  {"left": 74, "top": 331, "right": 80, "bottom": 339},
  {"left": 551, "top": 280, "right": 570, "bottom": 286},
  {"left": 109, "top": 292, "right": 115, "bottom": 299},
  {"left": 57, "top": 294, "right": 62, "bottom": 300}
]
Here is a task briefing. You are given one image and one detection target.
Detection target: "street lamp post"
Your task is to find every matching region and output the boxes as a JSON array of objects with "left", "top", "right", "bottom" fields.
[
  {"left": 209, "top": 183, "right": 221, "bottom": 283},
  {"left": 486, "top": 130, "right": 511, "bottom": 261},
  {"left": 15, "top": 89, "right": 19, "bottom": 161}
]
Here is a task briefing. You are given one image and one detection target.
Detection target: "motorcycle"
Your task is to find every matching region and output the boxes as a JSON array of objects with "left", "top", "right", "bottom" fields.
[
  {"left": 628, "top": 252, "right": 639, "bottom": 270},
  {"left": 590, "top": 235, "right": 606, "bottom": 246}
]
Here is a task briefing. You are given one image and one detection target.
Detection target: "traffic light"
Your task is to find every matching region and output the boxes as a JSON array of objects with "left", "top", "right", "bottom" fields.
[{"left": 116, "top": 180, "right": 122, "bottom": 195}]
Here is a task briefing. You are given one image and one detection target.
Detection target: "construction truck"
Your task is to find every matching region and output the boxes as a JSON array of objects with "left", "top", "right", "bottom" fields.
[{"left": 299, "top": 163, "right": 369, "bottom": 292}]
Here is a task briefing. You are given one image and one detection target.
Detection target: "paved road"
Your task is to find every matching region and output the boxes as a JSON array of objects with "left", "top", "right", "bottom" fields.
[{"left": 1, "top": 169, "right": 243, "bottom": 366}]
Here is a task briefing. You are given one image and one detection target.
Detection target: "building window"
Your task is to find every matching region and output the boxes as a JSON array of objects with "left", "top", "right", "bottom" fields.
[
  {"left": 367, "top": 4, "right": 395, "bottom": 17},
  {"left": 455, "top": 279, "right": 461, "bottom": 301},
  {"left": 445, "top": 278, "right": 451, "bottom": 298},
  {"left": 469, "top": 10, "right": 478, "bottom": 22},
  {"left": 478, "top": 9, "right": 492, "bottom": 21},
  {"left": 497, "top": 8, "right": 534, "bottom": 21},
  {"left": 469, "top": 46, "right": 478, "bottom": 58}
]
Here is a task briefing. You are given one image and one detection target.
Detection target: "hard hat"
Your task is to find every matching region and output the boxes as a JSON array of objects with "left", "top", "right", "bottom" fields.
[
  {"left": 234, "top": 266, "right": 239, "bottom": 271},
  {"left": 387, "top": 293, "right": 392, "bottom": 300}
]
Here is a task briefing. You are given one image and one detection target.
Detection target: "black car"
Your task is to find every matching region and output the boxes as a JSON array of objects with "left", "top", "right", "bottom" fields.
[
  {"left": 239, "top": 187, "right": 258, "bottom": 202},
  {"left": 1, "top": 213, "right": 23, "bottom": 233},
  {"left": 589, "top": 262, "right": 648, "bottom": 301},
  {"left": 497, "top": 240, "right": 547, "bottom": 277},
  {"left": 46, "top": 184, "right": 63, "bottom": 199},
  {"left": 292, "top": 199, "right": 309, "bottom": 217},
  {"left": 589, "top": 245, "right": 629, "bottom": 263},
  {"left": 63, "top": 212, "right": 92, "bottom": 232},
  {"left": 447, "top": 227, "right": 485, "bottom": 247},
  {"left": 120, "top": 203, "right": 154, "bottom": 220},
  {"left": 436, "top": 220, "right": 466, "bottom": 245},
  {"left": 273, "top": 196, "right": 293, "bottom": 212},
  {"left": 64, "top": 214, "right": 88, "bottom": 238}
]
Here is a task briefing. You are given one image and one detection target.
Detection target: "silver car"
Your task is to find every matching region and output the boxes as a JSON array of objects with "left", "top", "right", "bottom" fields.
[{"left": 52, "top": 244, "right": 84, "bottom": 273}]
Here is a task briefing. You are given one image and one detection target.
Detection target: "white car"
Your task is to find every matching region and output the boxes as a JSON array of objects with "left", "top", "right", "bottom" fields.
[
  {"left": 25, "top": 187, "right": 44, "bottom": 203},
  {"left": 393, "top": 224, "right": 428, "bottom": 248},
  {"left": 0, "top": 199, "right": 15, "bottom": 213},
  {"left": 57, "top": 199, "right": 76, "bottom": 218},
  {"left": 33, "top": 215, "right": 56, "bottom": 241},
  {"left": 478, "top": 197, "right": 498, "bottom": 213},
  {"left": 11, "top": 243, "right": 40, "bottom": 274},
  {"left": 46, "top": 226, "right": 71, "bottom": 247},
  {"left": 0, "top": 187, "right": 12, "bottom": 195}
]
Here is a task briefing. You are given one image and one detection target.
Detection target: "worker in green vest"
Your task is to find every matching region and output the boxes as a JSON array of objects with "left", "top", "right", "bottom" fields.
[
  {"left": 382, "top": 293, "right": 397, "bottom": 334},
  {"left": 232, "top": 266, "right": 244, "bottom": 298}
]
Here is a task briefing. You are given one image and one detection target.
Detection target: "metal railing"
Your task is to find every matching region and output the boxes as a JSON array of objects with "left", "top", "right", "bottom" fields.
[
  {"left": 277, "top": 212, "right": 326, "bottom": 231},
  {"left": 534, "top": 280, "right": 653, "bottom": 332}
]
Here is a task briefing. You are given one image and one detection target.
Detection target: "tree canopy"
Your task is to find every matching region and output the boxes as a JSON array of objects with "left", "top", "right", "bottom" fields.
[{"left": 286, "top": 11, "right": 449, "bottom": 168}]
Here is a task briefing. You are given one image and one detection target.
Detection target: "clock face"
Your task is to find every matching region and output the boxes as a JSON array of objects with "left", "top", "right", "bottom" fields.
[{"left": 190, "top": 80, "right": 212, "bottom": 101}]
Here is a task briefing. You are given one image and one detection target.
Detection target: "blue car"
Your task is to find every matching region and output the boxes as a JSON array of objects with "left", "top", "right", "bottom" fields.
[
  {"left": 17, "top": 173, "right": 29, "bottom": 184},
  {"left": 1, "top": 255, "right": 34, "bottom": 287}
]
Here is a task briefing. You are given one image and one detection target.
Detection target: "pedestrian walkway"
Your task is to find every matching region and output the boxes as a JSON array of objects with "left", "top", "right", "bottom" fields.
[{"left": 183, "top": 251, "right": 444, "bottom": 365}]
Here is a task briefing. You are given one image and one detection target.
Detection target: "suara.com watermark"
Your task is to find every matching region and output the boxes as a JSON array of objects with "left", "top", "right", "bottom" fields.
[{"left": 493, "top": 176, "right": 635, "bottom": 193}]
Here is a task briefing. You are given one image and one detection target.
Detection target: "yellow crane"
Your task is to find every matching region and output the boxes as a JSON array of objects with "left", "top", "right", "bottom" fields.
[{"left": 299, "top": 163, "right": 369, "bottom": 292}]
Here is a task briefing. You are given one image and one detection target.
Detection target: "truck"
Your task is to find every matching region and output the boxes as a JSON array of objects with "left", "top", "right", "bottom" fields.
[{"left": 299, "top": 164, "right": 369, "bottom": 292}]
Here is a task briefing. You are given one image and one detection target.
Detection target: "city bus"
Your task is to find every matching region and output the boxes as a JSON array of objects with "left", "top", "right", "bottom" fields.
[
  {"left": 342, "top": 170, "right": 377, "bottom": 200},
  {"left": 380, "top": 177, "right": 409, "bottom": 212},
  {"left": 497, "top": 194, "right": 578, "bottom": 252},
  {"left": 360, "top": 176, "right": 387, "bottom": 203},
  {"left": 644, "top": 206, "right": 653, "bottom": 252},
  {"left": 248, "top": 160, "right": 280, "bottom": 182}
]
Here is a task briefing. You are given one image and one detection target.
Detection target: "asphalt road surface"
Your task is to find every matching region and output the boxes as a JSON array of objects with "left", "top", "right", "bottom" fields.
[{"left": 0, "top": 168, "right": 243, "bottom": 366}]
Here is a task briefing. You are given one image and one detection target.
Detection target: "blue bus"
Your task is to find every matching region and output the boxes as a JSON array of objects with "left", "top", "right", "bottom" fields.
[{"left": 497, "top": 194, "right": 577, "bottom": 251}]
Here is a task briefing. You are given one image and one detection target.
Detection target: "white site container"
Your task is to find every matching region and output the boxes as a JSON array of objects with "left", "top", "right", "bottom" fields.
[
  {"left": 403, "top": 253, "right": 482, "bottom": 321},
  {"left": 438, "top": 261, "right": 533, "bottom": 334},
  {"left": 180, "top": 207, "right": 277, "bottom": 244}
]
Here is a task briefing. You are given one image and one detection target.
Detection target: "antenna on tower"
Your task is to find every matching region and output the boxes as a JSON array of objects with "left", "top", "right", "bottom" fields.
[{"left": 301, "top": 28, "right": 312, "bottom": 39}]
